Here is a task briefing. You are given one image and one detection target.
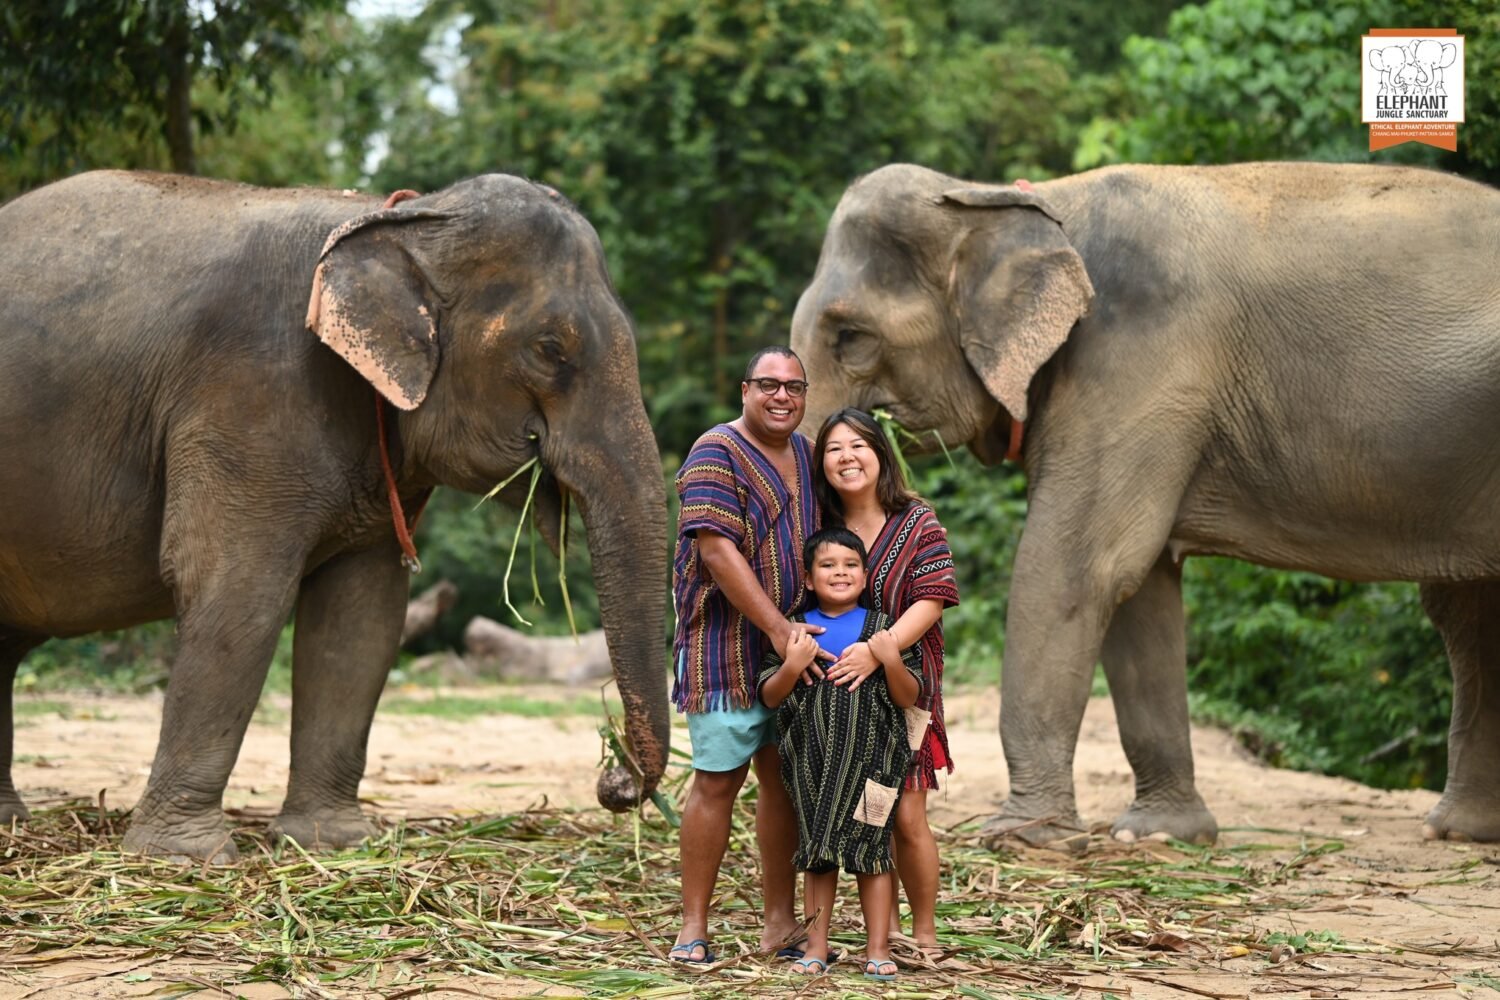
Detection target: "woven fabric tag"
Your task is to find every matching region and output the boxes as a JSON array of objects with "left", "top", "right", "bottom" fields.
[
  {"left": 854, "top": 779, "right": 898, "bottom": 826},
  {"left": 904, "top": 707, "right": 932, "bottom": 751}
]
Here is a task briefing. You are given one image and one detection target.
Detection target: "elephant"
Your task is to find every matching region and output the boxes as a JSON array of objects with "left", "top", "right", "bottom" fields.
[
  {"left": 1368, "top": 44, "right": 1411, "bottom": 94},
  {"left": 790, "top": 162, "right": 1500, "bottom": 849},
  {"left": 0, "top": 170, "right": 669, "bottom": 861},
  {"left": 1402, "top": 39, "right": 1458, "bottom": 97}
]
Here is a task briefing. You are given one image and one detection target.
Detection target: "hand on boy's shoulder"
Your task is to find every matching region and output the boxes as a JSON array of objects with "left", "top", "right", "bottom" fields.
[
  {"left": 782, "top": 619, "right": 834, "bottom": 663},
  {"left": 773, "top": 619, "right": 827, "bottom": 656}
]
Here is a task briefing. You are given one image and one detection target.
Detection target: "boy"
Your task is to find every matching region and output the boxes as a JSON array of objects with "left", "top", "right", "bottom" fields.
[{"left": 759, "top": 527, "right": 923, "bottom": 980}]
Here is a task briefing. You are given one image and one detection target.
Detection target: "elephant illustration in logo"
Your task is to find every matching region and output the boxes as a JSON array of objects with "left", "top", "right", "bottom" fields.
[
  {"left": 1371, "top": 39, "right": 1458, "bottom": 97},
  {"left": 1400, "top": 39, "right": 1458, "bottom": 97},
  {"left": 1369, "top": 44, "right": 1411, "bottom": 94}
]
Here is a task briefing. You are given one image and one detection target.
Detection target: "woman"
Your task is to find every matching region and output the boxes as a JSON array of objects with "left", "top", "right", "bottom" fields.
[{"left": 813, "top": 407, "right": 959, "bottom": 955}]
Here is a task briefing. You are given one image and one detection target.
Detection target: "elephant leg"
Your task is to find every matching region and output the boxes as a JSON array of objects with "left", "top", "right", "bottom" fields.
[
  {"left": 122, "top": 540, "right": 301, "bottom": 863},
  {"left": 1100, "top": 553, "right": 1216, "bottom": 845},
  {"left": 1419, "top": 581, "right": 1500, "bottom": 842},
  {"left": 1, "top": 633, "right": 44, "bottom": 825},
  {"left": 980, "top": 455, "right": 1191, "bottom": 853},
  {"left": 271, "top": 541, "right": 407, "bottom": 850}
]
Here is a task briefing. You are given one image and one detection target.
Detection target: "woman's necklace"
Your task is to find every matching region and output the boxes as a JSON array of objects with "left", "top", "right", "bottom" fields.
[{"left": 845, "top": 510, "right": 886, "bottom": 540}]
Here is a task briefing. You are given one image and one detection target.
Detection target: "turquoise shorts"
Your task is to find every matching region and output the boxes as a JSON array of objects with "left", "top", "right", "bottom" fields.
[{"left": 686, "top": 701, "right": 778, "bottom": 772}]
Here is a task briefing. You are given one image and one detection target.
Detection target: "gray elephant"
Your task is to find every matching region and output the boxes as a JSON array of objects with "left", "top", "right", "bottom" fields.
[
  {"left": 1369, "top": 44, "right": 1410, "bottom": 94},
  {"left": 0, "top": 170, "right": 669, "bottom": 861},
  {"left": 790, "top": 162, "right": 1500, "bottom": 848}
]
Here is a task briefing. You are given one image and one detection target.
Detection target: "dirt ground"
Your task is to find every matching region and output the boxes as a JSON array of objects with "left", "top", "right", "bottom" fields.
[{"left": 3, "top": 683, "right": 1498, "bottom": 999}]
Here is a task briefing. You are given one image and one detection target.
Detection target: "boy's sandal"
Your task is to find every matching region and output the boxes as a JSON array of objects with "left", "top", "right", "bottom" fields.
[
  {"left": 863, "top": 958, "right": 898, "bottom": 980},
  {"left": 668, "top": 939, "right": 716, "bottom": 965},
  {"left": 791, "top": 957, "right": 828, "bottom": 975}
]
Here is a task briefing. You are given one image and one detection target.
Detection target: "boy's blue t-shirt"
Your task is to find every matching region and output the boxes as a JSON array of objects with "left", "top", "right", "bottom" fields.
[{"left": 804, "top": 606, "right": 865, "bottom": 660}]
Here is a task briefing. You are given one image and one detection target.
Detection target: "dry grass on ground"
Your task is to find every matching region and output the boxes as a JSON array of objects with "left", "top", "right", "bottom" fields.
[{"left": 1, "top": 686, "right": 1497, "bottom": 999}]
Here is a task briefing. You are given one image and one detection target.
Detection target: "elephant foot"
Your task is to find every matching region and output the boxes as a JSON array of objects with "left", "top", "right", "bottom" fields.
[
  {"left": 978, "top": 805, "right": 1090, "bottom": 854},
  {"left": 1422, "top": 792, "right": 1500, "bottom": 843},
  {"left": 1112, "top": 794, "right": 1218, "bottom": 846},
  {"left": 270, "top": 808, "right": 378, "bottom": 851},
  {"left": 122, "top": 813, "right": 239, "bottom": 864}
]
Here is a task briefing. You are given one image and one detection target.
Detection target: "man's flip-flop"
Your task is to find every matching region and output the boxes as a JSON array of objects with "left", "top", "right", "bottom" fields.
[
  {"left": 864, "top": 958, "right": 898, "bottom": 980},
  {"left": 668, "top": 939, "right": 716, "bottom": 964},
  {"left": 791, "top": 957, "right": 827, "bottom": 975},
  {"left": 774, "top": 945, "right": 805, "bottom": 960}
]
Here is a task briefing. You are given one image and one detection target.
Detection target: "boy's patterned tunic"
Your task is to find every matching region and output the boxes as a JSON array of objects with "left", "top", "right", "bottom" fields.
[{"left": 760, "top": 609, "right": 923, "bottom": 875}]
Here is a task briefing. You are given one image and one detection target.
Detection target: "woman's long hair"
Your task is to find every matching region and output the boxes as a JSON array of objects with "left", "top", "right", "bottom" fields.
[{"left": 813, "top": 407, "right": 922, "bottom": 523}]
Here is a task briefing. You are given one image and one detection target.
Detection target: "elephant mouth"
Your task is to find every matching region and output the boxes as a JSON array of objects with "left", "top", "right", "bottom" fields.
[
  {"left": 868, "top": 403, "right": 954, "bottom": 455},
  {"left": 482, "top": 462, "right": 565, "bottom": 556}
]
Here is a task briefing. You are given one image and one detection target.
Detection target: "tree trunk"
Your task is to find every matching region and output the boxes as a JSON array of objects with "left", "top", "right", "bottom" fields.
[{"left": 163, "top": 8, "right": 195, "bottom": 174}]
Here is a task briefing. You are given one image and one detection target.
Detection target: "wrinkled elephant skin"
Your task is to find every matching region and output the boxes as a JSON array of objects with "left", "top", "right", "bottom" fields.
[
  {"left": 790, "top": 162, "right": 1500, "bottom": 849},
  {"left": 0, "top": 171, "right": 669, "bottom": 861}
]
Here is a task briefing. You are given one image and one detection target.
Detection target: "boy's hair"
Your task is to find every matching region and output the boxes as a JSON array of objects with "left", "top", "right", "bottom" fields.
[{"left": 802, "top": 526, "right": 867, "bottom": 573}]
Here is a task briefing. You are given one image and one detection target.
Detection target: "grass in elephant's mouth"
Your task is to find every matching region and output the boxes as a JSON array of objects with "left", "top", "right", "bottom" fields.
[
  {"left": 871, "top": 407, "right": 956, "bottom": 483},
  {"left": 3, "top": 800, "right": 1463, "bottom": 999},
  {"left": 477, "top": 455, "right": 580, "bottom": 637}
]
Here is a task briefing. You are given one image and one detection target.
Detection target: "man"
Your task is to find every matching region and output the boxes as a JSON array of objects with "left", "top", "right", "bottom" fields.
[{"left": 668, "top": 346, "right": 829, "bottom": 963}]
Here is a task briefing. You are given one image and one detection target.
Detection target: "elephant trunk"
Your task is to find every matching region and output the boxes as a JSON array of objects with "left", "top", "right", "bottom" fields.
[{"left": 547, "top": 409, "right": 670, "bottom": 811}]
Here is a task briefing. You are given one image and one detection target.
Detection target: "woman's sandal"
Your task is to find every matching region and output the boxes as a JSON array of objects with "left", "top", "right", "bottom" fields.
[
  {"left": 863, "top": 958, "right": 898, "bottom": 980},
  {"left": 791, "top": 956, "right": 828, "bottom": 975},
  {"left": 668, "top": 939, "right": 716, "bottom": 965}
]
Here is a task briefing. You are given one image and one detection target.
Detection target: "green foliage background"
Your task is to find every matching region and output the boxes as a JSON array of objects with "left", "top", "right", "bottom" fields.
[{"left": 5, "top": 0, "right": 1491, "bottom": 792}]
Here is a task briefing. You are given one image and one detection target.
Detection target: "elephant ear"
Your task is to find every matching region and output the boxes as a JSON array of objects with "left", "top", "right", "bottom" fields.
[
  {"left": 305, "top": 204, "right": 452, "bottom": 410},
  {"left": 939, "top": 185, "right": 1093, "bottom": 424}
]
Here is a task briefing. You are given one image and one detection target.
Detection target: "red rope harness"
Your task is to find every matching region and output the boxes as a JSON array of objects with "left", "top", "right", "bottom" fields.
[
  {"left": 1004, "top": 178, "right": 1034, "bottom": 464},
  {"left": 374, "top": 394, "right": 431, "bottom": 573},
  {"left": 374, "top": 188, "right": 428, "bottom": 572}
]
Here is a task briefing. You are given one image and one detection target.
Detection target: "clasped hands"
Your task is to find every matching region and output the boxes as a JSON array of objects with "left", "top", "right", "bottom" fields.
[{"left": 777, "top": 624, "right": 900, "bottom": 690}]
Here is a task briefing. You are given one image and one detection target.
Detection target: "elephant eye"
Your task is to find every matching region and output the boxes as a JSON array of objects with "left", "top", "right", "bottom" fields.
[
  {"left": 534, "top": 336, "right": 568, "bottom": 366},
  {"left": 833, "top": 327, "right": 877, "bottom": 366}
]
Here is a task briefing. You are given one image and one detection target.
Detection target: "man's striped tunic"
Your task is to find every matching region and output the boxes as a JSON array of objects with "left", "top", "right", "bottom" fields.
[{"left": 671, "top": 424, "right": 818, "bottom": 712}]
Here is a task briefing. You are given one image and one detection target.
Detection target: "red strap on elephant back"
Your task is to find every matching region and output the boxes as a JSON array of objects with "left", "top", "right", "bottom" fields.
[
  {"left": 375, "top": 188, "right": 429, "bottom": 572},
  {"left": 1004, "top": 178, "right": 1033, "bottom": 464}
]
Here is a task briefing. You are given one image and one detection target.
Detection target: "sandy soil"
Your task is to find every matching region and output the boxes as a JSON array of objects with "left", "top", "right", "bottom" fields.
[{"left": 3, "top": 684, "right": 1497, "bottom": 999}]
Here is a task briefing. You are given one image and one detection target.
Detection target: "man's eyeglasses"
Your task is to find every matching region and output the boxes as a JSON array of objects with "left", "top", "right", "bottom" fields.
[{"left": 745, "top": 377, "right": 809, "bottom": 398}]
